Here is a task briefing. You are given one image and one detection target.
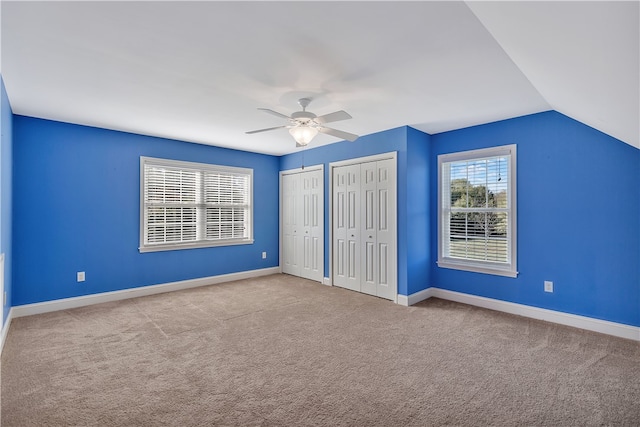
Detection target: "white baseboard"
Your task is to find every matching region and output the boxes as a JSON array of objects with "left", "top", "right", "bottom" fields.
[
  {"left": 12, "top": 267, "right": 280, "bottom": 319},
  {"left": 397, "top": 288, "right": 433, "bottom": 306},
  {"left": 323, "top": 277, "right": 331, "bottom": 286},
  {"left": 1, "top": 307, "right": 14, "bottom": 355},
  {"left": 425, "top": 288, "right": 640, "bottom": 342}
]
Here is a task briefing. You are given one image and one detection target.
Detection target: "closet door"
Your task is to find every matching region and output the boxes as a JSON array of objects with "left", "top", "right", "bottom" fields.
[
  {"left": 332, "top": 155, "right": 397, "bottom": 301},
  {"left": 282, "top": 173, "right": 300, "bottom": 276},
  {"left": 332, "top": 164, "right": 360, "bottom": 291},
  {"left": 360, "top": 159, "right": 396, "bottom": 299},
  {"left": 360, "top": 162, "right": 378, "bottom": 296},
  {"left": 374, "top": 159, "right": 396, "bottom": 300},
  {"left": 281, "top": 169, "right": 324, "bottom": 282},
  {"left": 300, "top": 170, "right": 323, "bottom": 282}
]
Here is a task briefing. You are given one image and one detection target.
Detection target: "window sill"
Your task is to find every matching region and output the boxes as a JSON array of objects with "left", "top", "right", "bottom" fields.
[
  {"left": 139, "top": 238, "right": 254, "bottom": 253},
  {"left": 437, "top": 259, "right": 518, "bottom": 278}
]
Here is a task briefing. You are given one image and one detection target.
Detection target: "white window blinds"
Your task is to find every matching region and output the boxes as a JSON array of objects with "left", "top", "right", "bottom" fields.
[
  {"left": 203, "top": 172, "right": 250, "bottom": 240},
  {"left": 438, "top": 145, "right": 517, "bottom": 277},
  {"left": 140, "top": 157, "right": 253, "bottom": 252},
  {"left": 145, "top": 166, "right": 199, "bottom": 244}
]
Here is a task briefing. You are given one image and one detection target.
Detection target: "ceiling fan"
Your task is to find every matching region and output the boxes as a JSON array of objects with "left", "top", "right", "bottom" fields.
[{"left": 246, "top": 98, "right": 359, "bottom": 147}]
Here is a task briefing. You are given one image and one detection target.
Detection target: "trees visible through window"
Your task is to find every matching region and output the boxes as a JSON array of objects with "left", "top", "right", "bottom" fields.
[{"left": 438, "top": 145, "right": 517, "bottom": 277}]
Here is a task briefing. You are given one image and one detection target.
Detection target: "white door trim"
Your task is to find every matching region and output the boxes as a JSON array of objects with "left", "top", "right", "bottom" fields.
[
  {"left": 330, "top": 152, "right": 398, "bottom": 168},
  {"left": 281, "top": 165, "right": 323, "bottom": 175},
  {"left": 329, "top": 152, "right": 398, "bottom": 302}
]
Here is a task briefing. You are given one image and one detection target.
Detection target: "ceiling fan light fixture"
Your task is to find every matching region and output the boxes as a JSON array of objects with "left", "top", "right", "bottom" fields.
[
  {"left": 247, "top": 98, "right": 359, "bottom": 145},
  {"left": 289, "top": 125, "right": 318, "bottom": 146}
]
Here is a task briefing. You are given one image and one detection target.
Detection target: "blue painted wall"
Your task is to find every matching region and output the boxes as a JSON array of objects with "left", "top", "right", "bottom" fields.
[
  {"left": 8, "top": 108, "right": 638, "bottom": 328},
  {"left": 406, "top": 127, "right": 431, "bottom": 295},
  {"left": 13, "top": 116, "right": 280, "bottom": 306},
  {"left": 279, "top": 126, "right": 432, "bottom": 296},
  {"left": 430, "top": 111, "right": 640, "bottom": 327},
  {"left": 1, "top": 77, "right": 13, "bottom": 324}
]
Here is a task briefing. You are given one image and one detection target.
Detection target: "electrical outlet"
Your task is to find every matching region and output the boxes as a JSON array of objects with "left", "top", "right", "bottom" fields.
[
  {"left": 262, "top": 252, "right": 267, "bottom": 259},
  {"left": 77, "top": 271, "right": 86, "bottom": 282},
  {"left": 544, "top": 281, "right": 553, "bottom": 293}
]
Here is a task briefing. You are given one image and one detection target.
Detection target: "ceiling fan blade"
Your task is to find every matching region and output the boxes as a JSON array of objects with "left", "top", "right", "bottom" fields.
[
  {"left": 315, "top": 110, "right": 352, "bottom": 124},
  {"left": 245, "top": 125, "right": 288, "bottom": 135},
  {"left": 258, "top": 108, "right": 291, "bottom": 119},
  {"left": 318, "top": 127, "right": 359, "bottom": 142}
]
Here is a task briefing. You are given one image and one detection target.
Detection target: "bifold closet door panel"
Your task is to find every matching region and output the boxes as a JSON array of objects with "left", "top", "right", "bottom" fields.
[
  {"left": 282, "top": 174, "right": 300, "bottom": 276},
  {"left": 360, "top": 159, "right": 396, "bottom": 299},
  {"left": 300, "top": 170, "right": 323, "bottom": 282},
  {"left": 360, "top": 162, "right": 378, "bottom": 296},
  {"left": 374, "top": 159, "right": 396, "bottom": 300},
  {"left": 332, "top": 164, "right": 361, "bottom": 291}
]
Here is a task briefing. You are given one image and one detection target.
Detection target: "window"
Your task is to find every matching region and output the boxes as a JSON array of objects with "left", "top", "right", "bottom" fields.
[
  {"left": 438, "top": 145, "right": 517, "bottom": 277},
  {"left": 140, "top": 157, "right": 253, "bottom": 252}
]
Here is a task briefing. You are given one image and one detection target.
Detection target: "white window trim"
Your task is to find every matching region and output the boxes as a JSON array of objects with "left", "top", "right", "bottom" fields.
[
  {"left": 437, "top": 144, "right": 517, "bottom": 278},
  {"left": 139, "top": 156, "right": 254, "bottom": 253}
]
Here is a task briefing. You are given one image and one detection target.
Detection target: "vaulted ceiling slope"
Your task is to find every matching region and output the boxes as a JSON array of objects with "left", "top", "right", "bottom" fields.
[{"left": 1, "top": 1, "right": 638, "bottom": 155}]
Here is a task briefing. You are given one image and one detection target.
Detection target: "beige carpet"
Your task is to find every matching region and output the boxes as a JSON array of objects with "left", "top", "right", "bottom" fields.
[{"left": 2, "top": 274, "right": 639, "bottom": 426}]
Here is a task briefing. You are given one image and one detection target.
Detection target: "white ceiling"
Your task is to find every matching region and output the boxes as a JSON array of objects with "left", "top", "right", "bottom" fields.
[{"left": 1, "top": 1, "right": 638, "bottom": 155}]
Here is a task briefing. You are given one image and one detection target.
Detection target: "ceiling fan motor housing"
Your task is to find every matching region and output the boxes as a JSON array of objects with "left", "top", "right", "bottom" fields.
[
  {"left": 291, "top": 111, "right": 317, "bottom": 125},
  {"left": 291, "top": 98, "right": 317, "bottom": 124}
]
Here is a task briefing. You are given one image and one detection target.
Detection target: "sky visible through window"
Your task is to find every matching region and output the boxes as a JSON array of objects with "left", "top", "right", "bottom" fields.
[{"left": 450, "top": 156, "right": 508, "bottom": 203}]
